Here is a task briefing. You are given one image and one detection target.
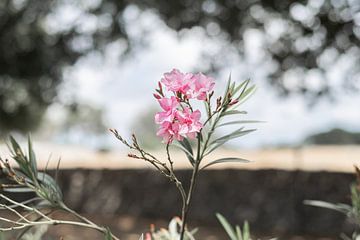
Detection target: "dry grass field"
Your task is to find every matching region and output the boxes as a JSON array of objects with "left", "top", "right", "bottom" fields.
[{"left": 2, "top": 143, "right": 359, "bottom": 172}]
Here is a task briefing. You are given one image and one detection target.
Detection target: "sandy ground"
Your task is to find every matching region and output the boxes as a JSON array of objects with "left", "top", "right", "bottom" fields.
[{"left": 1, "top": 142, "right": 360, "bottom": 173}]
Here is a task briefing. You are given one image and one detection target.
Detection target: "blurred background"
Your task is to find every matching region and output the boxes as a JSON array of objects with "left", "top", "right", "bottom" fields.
[{"left": 0, "top": 0, "right": 360, "bottom": 239}]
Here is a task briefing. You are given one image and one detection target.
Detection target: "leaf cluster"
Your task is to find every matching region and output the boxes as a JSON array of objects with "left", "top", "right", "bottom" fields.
[
  {"left": 176, "top": 77, "right": 259, "bottom": 170},
  {"left": 0, "top": 136, "right": 63, "bottom": 207},
  {"left": 216, "top": 213, "right": 251, "bottom": 240}
]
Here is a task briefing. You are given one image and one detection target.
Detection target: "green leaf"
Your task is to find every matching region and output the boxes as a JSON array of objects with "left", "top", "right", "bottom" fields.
[
  {"left": 218, "top": 120, "right": 263, "bottom": 128},
  {"left": 236, "top": 85, "right": 256, "bottom": 103},
  {"left": 37, "top": 172, "right": 63, "bottom": 200},
  {"left": 221, "top": 110, "right": 247, "bottom": 117},
  {"left": 181, "top": 138, "right": 193, "bottom": 155},
  {"left": 212, "top": 128, "right": 256, "bottom": 145},
  {"left": 9, "top": 135, "right": 23, "bottom": 157},
  {"left": 104, "top": 228, "right": 113, "bottom": 240},
  {"left": 204, "top": 129, "right": 255, "bottom": 156},
  {"left": 9, "top": 136, "right": 32, "bottom": 178},
  {"left": 242, "top": 221, "right": 250, "bottom": 240},
  {"left": 304, "top": 200, "right": 352, "bottom": 215},
  {"left": 201, "top": 157, "right": 251, "bottom": 170},
  {"left": 222, "top": 74, "right": 232, "bottom": 104},
  {"left": 28, "top": 135, "right": 37, "bottom": 175},
  {"left": 235, "top": 225, "right": 243, "bottom": 240},
  {"left": 216, "top": 213, "right": 237, "bottom": 240},
  {"left": 233, "top": 79, "right": 250, "bottom": 96},
  {"left": 174, "top": 140, "right": 195, "bottom": 166},
  {"left": 2, "top": 187, "right": 33, "bottom": 193}
]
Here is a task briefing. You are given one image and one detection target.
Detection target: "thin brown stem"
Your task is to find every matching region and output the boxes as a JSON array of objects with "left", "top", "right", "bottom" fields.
[{"left": 179, "top": 133, "right": 202, "bottom": 240}]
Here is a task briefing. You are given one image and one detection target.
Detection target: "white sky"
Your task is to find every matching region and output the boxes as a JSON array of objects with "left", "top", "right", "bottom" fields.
[{"left": 52, "top": 5, "right": 360, "bottom": 149}]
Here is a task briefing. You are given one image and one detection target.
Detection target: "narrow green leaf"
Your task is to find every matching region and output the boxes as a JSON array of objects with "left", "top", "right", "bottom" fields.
[
  {"left": 37, "top": 172, "right": 63, "bottom": 201},
  {"left": 104, "top": 228, "right": 113, "bottom": 240},
  {"left": 222, "top": 74, "right": 232, "bottom": 103},
  {"left": 237, "top": 85, "right": 256, "bottom": 102},
  {"left": 229, "top": 81, "right": 236, "bottom": 94},
  {"left": 27, "top": 135, "right": 38, "bottom": 185},
  {"left": 216, "top": 213, "right": 237, "bottom": 240},
  {"left": 204, "top": 129, "right": 256, "bottom": 156},
  {"left": 28, "top": 135, "right": 37, "bottom": 174},
  {"left": 9, "top": 136, "right": 33, "bottom": 178},
  {"left": 9, "top": 135, "right": 23, "bottom": 157},
  {"left": 201, "top": 158, "right": 251, "bottom": 170},
  {"left": 218, "top": 120, "right": 263, "bottom": 128},
  {"left": 213, "top": 128, "right": 256, "bottom": 144},
  {"left": 235, "top": 225, "right": 243, "bottom": 240},
  {"left": 233, "top": 79, "right": 250, "bottom": 96},
  {"left": 2, "top": 187, "right": 33, "bottom": 193},
  {"left": 304, "top": 200, "right": 352, "bottom": 214},
  {"left": 242, "top": 221, "right": 250, "bottom": 240},
  {"left": 181, "top": 138, "right": 193, "bottom": 155},
  {"left": 174, "top": 141, "right": 194, "bottom": 166},
  {"left": 221, "top": 110, "right": 247, "bottom": 117}
]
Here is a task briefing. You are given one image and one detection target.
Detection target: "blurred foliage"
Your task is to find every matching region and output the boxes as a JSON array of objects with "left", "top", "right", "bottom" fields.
[
  {"left": 148, "top": 217, "right": 197, "bottom": 240},
  {"left": 0, "top": 0, "right": 359, "bottom": 132},
  {"left": 305, "top": 167, "right": 360, "bottom": 239},
  {"left": 216, "top": 213, "right": 252, "bottom": 240},
  {"left": 306, "top": 128, "right": 360, "bottom": 145}
]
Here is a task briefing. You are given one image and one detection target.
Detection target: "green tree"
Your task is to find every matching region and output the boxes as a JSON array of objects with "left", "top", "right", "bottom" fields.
[{"left": 1, "top": 0, "right": 359, "bottom": 133}]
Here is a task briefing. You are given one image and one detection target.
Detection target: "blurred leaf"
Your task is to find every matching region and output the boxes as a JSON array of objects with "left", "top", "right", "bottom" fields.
[
  {"left": 235, "top": 225, "right": 242, "bottom": 240},
  {"left": 242, "top": 221, "right": 250, "bottom": 240},
  {"left": 37, "top": 172, "right": 63, "bottom": 203},
  {"left": 174, "top": 140, "right": 194, "bottom": 166},
  {"left": 201, "top": 158, "right": 250, "bottom": 170},
  {"left": 28, "top": 135, "right": 37, "bottom": 176},
  {"left": 104, "top": 228, "right": 113, "bottom": 240},
  {"left": 2, "top": 187, "right": 33, "bottom": 193},
  {"left": 221, "top": 110, "right": 247, "bottom": 117},
  {"left": 304, "top": 200, "right": 352, "bottom": 215},
  {"left": 233, "top": 80, "right": 249, "bottom": 96},
  {"left": 218, "top": 121, "right": 263, "bottom": 128},
  {"left": 206, "top": 129, "right": 256, "bottom": 154},
  {"left": 236, "top": 85, "right": 256, "bottom": 103},
  {"left": 216, "top": 213, "right": 237, "bottom": 240}
]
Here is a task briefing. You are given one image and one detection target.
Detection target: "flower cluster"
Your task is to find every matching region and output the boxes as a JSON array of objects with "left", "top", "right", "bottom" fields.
[{"left": 154, "top": 69, "right": 215, "bottom": 143}]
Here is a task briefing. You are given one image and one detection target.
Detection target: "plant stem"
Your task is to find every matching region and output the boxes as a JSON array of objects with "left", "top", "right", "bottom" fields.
[
  {"left": 61, "top": 204, "right": 120, "bottom": 240},
  {"left": 179, "top": 134, "right": 202, "bottom": 240}
]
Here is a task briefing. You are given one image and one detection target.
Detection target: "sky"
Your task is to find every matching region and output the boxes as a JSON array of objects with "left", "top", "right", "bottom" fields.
[{"left": 48, "top": 4, "right": 360, "bottom": 149}]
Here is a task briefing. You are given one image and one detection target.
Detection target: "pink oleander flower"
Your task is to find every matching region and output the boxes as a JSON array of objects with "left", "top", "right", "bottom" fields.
[
  {"left": 156, "top": 121, "right": 183, "bottom": 143},
  {"left": 154, "top": 96, "right": 179, "bottom": 124},
  {"left": 161, "top": 69, "right": 193, "bottom": 94},
  {"left": 155, "top": 107, "right": 203, "bottom": 143},
  {"left": 188, "top": 73, "right": 215, "bottom": 100},
  {"left": 176, "top": 108, "right": 203, "bottom": 139},
  {"left": 155, "top": 69, "right": 214, "bottom": 143}
]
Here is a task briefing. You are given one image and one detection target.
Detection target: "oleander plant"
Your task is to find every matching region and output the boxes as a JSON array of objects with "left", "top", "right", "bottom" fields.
[{"left": 0, "top": 69, "right": 258, "bottom": 240}]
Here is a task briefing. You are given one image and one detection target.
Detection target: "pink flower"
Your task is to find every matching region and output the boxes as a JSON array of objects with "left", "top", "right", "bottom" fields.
[
  {"left": 176, "top": 108, "right": 203, "bottom": 139},
  {"left": 154, "top": 96, "right": 179, "bottom": 124},
  {"left": 161, "top": 69, "right": 193, "bottom": 94},
  {"left": 155, "top": 100, "right": 203, "bottom": 143},
  {"left": 188, "top": 73, "right": 215, "bottom": 100},
  {"left": 156, "top": 121, "right": 184, "bottom": 143}
]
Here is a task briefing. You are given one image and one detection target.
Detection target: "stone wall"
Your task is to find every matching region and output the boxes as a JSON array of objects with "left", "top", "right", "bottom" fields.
[
  {"left": 40, "top": 169, "right": 354, "bottom": 238},
  {"left": 2, "top": 169, "right": 356, "bottom": 238}
]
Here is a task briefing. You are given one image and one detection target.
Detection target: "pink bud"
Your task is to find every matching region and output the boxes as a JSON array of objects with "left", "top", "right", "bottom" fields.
[{"left": 153, "top": 93, "right": 161, "bottom": 99}]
